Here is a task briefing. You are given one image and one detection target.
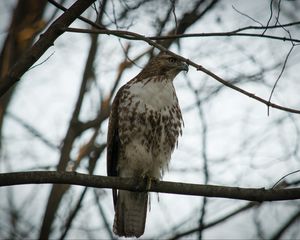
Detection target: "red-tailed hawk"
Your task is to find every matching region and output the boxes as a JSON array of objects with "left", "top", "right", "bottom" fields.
[{"left": 107, "top": 52, "right": 188, "bottom": 237}]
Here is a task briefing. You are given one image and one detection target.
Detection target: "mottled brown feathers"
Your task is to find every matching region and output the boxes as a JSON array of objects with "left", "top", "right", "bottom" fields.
[{"left": 107, "top": 53, "right": 187, "bottom": 237}]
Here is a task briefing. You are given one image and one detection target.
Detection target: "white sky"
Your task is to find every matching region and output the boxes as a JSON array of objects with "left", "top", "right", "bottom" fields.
[{"left": 1, "top": 0, "right": 300, "bottom": 239}]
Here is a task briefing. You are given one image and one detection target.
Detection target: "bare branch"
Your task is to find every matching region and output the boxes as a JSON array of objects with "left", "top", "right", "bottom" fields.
[
  {"left": 48, "top": 0, "right": 300, "bottom": 116},
  {"left": 6, "top": 111, "right": 58, "bottom": 150},
  {"left": 63, "top": 26, "right": 300, "bottom": 114},
  {"left": 270, "top": 210, "right": 300, "bottom": 240},
  {"left": 268, "top": 45, "right": 294, "bottom": 113},
  {"left": 94, "top": 190, "right": 116, "bottom": 240},
  {"left": 272, "top": 169, "right": 300, "bottom": 189},
  {"left": 170, "top": 202, "right": 259, "bottom": 240},
  {"left": 58, "top": 187, "right": 88, "bottom": 240},
  {"left": 39, "top": 2, "right": 104, "bottom": 238},
  {"left": 0, "top": 0, "right": 96, "bottom": 97},
  {"left": 263, "top": 0, "right": 275, "bottom": 35},
  {"left": 63, "top": 23, "right": 300, "bottom": 43},
  {"left": 47, "top": 0, "right": 106, "bottom": 29},
  {"left": 1, "top": 171, "right": 300, "bottom": 201},
  {"left": 232, "top": 5, "right": 263, "bottom": 26},
  {"left": 186, "top": 76, "right": 210, "bottom": 239}
]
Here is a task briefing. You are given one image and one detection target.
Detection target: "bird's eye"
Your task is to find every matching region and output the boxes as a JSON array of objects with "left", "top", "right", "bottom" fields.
[{"left": 168, "top": 57, "right": 177, "bottom": 63}]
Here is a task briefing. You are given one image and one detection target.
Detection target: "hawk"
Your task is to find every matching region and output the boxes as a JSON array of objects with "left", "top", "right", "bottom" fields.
[{"left": 107, "top": 52, "right": 188, "bottom": 237}]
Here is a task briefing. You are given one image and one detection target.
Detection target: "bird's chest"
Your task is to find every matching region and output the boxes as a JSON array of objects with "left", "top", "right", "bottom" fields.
[
  {"left": 119, "top": 79, "right": 178, "bottom": 129},
  {"left": 128, "top": 78, "right": 176, "bottom": 110},
  {"left": 118, "top": 79, "right": 182, "bottom": 152}
]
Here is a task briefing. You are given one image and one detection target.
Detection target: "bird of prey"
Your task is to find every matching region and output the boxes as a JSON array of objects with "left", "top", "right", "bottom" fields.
[{"left": 107, "top": 52, "right": 188, "bottom": 238}]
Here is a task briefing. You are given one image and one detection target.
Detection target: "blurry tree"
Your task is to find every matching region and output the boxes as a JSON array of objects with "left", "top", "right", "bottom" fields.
[
  {"left": 0, "top": 0, "right": 300, "bottom": 239},
  {"left": 0, "top": 0, "right": 47, "bottom": 147}
]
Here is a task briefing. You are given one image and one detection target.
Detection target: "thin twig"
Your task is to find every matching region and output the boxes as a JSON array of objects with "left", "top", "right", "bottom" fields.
[
  {"left": 94, "top": 190, "right": 116, "bottom": 240},
  {"left": 170, "top": 0, "right": 178, "bottom": 34},
  {"left": 45, "top": 1, "right": 300, "bottom": 116},
  {"left": 59, "top": 188, "right": 88, "bottom": 240},
  {"left": 29, "top": 51, "right": 55, "bottom": 70},
  {"left": 232, "top": 5, "right": 263, "bottom": 26},
  {"left": 267, "top": 45, "right": 294, "bottom": 115},
  {"left": 270, "top": 209, "right": 300, "bottom": 240},
  {"left": 267, "top": 15, "right": 297, "bottom": 115},
  {"left": 263, "top": 0, "right": 275, "bottom": 35},
  {"left": 63, "top": 26, "right": 300, "bottom": 43},
  {"left": 170, "top": 202, "right": 258, "bottom": 240},
  {"left": 6, "top": 111, "right": 58, "bottom": 150},
  {"left": 0, "top": 0, "right": 97, "bottom": 97},
  {"left": 62, "top": 26, "right": 300, "bottom": 115},
  {"left": 185, "top": 76, "right": 210, "bottom": 239},
  {"left": 272, "top": 169, "right": 300, "bottom": 189},
  {"left": 47, "top": 0, "right": 106, "bottom": 29},
  {"left": 275, "top": 0, "right": 282, "bottom": 26}
]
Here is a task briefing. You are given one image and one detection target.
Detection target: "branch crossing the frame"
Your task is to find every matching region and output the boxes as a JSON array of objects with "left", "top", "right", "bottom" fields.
[
  {"left": 0, "top": 171, "right": 300, "bottom": 202},
  {"left": 64, "top": 25, "right": 300, "bottom": 114},
  {"left": 0, "top": 0, "right": 299, "bottom": 115}
]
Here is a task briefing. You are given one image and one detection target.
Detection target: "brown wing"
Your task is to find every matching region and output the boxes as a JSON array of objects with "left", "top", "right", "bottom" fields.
[{"left": 107, "top": 89, "right": 123, "bottom": 208}]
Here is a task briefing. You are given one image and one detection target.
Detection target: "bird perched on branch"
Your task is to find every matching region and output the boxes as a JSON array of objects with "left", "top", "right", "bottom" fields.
[{"left": 107, "top": 52, "right": 188, "bottom": 238}]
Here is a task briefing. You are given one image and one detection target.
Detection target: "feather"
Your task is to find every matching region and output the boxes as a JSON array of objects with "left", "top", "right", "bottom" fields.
[
  {"left": 113, "top": 191, "right": 148, "bottom": 237},
  {"left": 106, "top": 53, "right": 187, "bottom": 238}
]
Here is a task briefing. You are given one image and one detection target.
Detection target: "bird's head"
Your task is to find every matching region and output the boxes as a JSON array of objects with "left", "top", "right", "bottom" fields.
[{"left": 138, "top": 52, "right": 189, "bottom": 80}]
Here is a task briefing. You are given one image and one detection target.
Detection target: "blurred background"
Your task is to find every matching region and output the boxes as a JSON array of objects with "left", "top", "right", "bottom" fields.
[{"left": 1, "top": 0, "right": 300, "bottom": 239}]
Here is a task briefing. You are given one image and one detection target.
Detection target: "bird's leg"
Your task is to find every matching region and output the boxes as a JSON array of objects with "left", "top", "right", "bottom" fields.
[
  {"left": 140, "top": 175, "right": 151, "bottom": 191},
  {"left": 145, "top": 176, "right": 152, "bottom": 191},
  {"left": 142, "top": 175, "right": 159, "bottom": 191}
]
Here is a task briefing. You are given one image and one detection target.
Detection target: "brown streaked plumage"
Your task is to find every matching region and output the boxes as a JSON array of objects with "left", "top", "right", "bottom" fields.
[{"left": 107, "top": 52, "right": 188, "bottom": 238}]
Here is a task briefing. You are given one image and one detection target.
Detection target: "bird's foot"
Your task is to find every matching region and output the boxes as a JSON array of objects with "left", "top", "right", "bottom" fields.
[{"left": 142, "top": 175, "right": 159, "bottom": 191}]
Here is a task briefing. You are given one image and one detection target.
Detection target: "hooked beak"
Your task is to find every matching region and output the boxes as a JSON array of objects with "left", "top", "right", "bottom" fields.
[{"left": 178, "top": 62, "right": 189, "bottom": 72}]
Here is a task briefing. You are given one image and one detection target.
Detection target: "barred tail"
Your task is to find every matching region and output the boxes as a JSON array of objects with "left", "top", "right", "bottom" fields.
[{"left": 113, "top": 190, "right": 148, "bottom": 238}]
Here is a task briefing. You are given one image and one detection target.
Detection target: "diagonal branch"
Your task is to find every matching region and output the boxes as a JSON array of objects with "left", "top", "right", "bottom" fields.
[
  {"left": 64, "top": 27, "right": 300, "bottom": 115},
  {"left": 6, "top": 111, "right": 58, "bottom": 150},
  {"left": 270, "top": 209, "right": 300, "bottom": 240},
  {"left": 0, "top": 0, "right": 96, "bottom": 97},
  {"left": 41, "top": 0, "right": 300, "bottom": 116},
  {"left": 63, "top": 23, "right": 300, "bottom": 43},
  {"left": 170, "top": 202, "right": 258, "bottom": 240},
  {"left": 94, "top": 190, "right": 116, "bottom": 240},
  {"left": 1, "top": 171, "right": 300, "bottom": 202},
  {"left": 58, "top": 187, "right": 88, "bottom": 240},
  {"left": 38, "top": 1, "right": 100, "bottom": 239}
]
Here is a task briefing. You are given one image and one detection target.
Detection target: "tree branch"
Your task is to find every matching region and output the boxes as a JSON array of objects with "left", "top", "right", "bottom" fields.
[
  {"left": 0, "top": 171, "right": 300, "bottom": 202},
  {"left": 270, "top": 209, "right": 300, "bottom": 240},
  {"left": 170, "top": 202, "right": 258, "bottom": 240},
  {"left": 63, "top": 26, "right": 300, "bottom": 115},
  {"left": 39, "top": 2, "right": 105, "bottom": 238},
  {"left": 63, "top": 22, "right": 300, "bottom": 43},
  {"left": 0, "top": 0, "right": 96, "bottom": 97}
]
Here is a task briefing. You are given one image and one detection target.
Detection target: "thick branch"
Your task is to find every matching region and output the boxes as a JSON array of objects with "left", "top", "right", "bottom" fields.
[
  {"left": 0, "top": 171, "right": 300, "bottom": 202},
  {"left": 0, "top": 0, "right": 96, "bottom": 97},
  {"left": 39, "top": 2, "right": 104, "bottom": 239}
]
